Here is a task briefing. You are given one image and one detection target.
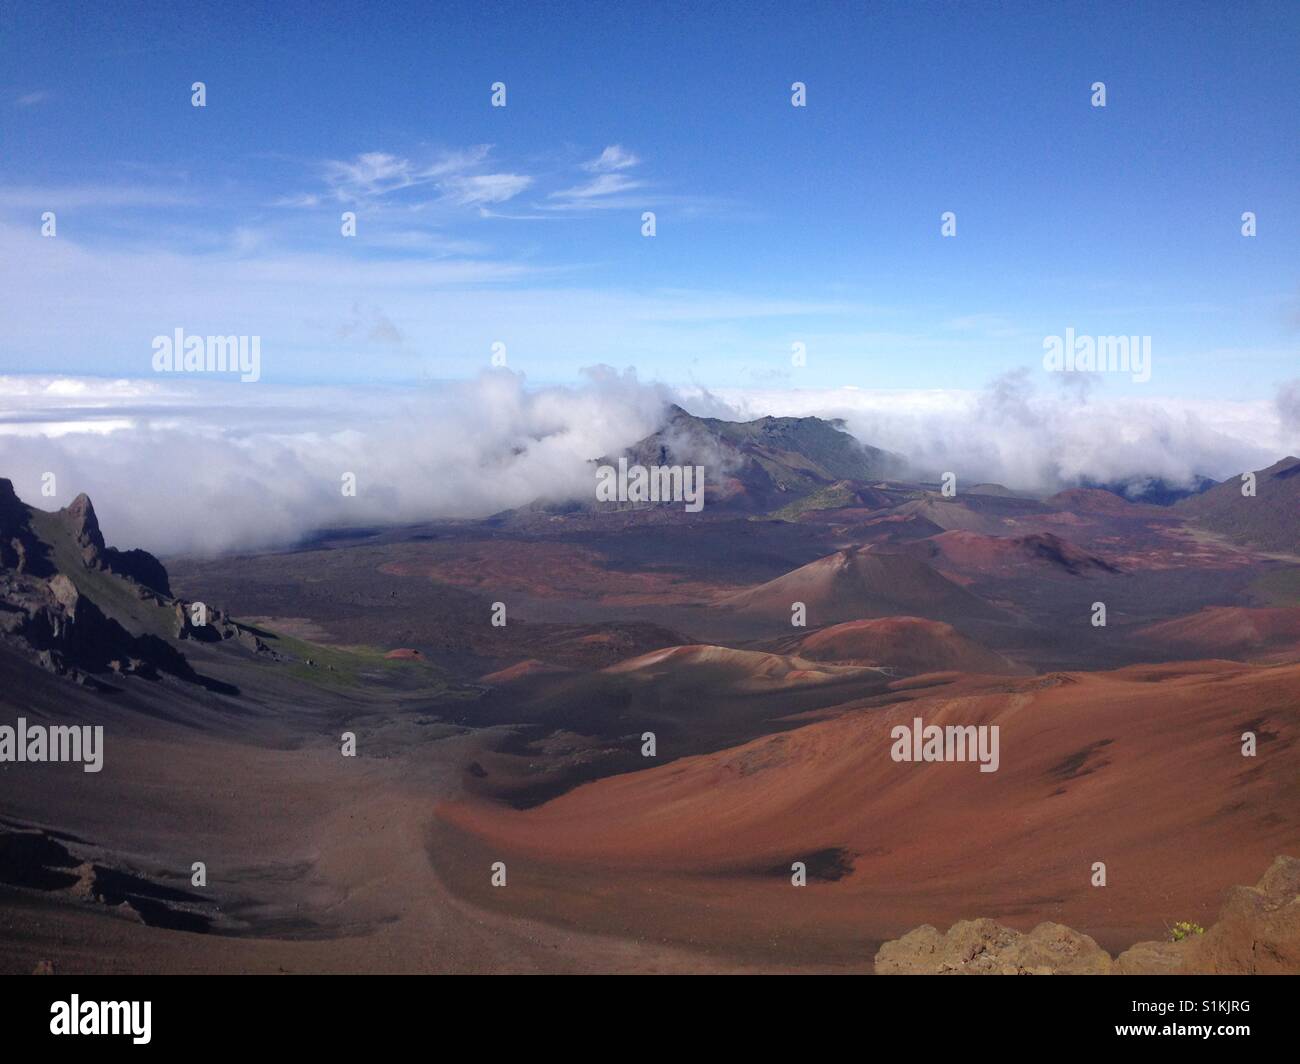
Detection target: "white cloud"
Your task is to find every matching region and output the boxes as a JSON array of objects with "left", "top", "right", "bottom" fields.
[
  {"left": 320, "top": 147, "right": 474, "bottom": 199},
  {"left": 325, "top": 152, "right": 416, "bottom": 196},
  {"left": 315, "top": 147, "right": 533, "bottom": 211},
  {"left": 697, "top": 376, "right": 1298, "bottom": 490},
  {"left": 1, "top": 370, "right": 1294, "bottom": 558},
  {"left": 547, "top": 172, "right": 644, "bottom": 207},
  {"left": 441, "top": 172, "right": 533, "bottom": 206},
  {"left": 0, "top": 370, "right": 671, "bottom": 555},
  {"left": 584, "top": 145, "right": 640, "bottom": 172}
]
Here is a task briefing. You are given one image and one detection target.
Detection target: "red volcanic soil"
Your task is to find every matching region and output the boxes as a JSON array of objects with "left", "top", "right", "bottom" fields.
[
  {"left": 435, "top": 661, "right": 1300, "bottom": 965},
  {"left": 720, "top": 545, "right": 1005, "bottom": 625},
  {"left": 378, "top": 540, "right": 722, "bottom": 606},
  {"left": 1137, "top": 606, "right": 1300, "bottom": 663},
  {"left": 383, "top": 648, "right": 424, "bottom": 660},
  {"left": 899, "top": 530, "right": 1119, "bottom": 576},
  {"left": 791, "top": 617, "right": 1024, "bottom": 676}
]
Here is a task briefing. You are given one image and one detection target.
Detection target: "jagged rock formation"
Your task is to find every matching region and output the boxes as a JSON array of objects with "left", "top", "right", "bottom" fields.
[
  {"left": 876, "top": 855, "right": 1300, "bottom": 974},
  {"left": 0, "top": 562, "right": 188, "bottom": 682},
  {"left": 60, "top": 492, "right": 171, "bottom": 595},
  {"left": 0, "top": 477, "right": 280, "bottom": 681},
  {"left": 171, "top": 598, "right": 284, "bottom": 659}
]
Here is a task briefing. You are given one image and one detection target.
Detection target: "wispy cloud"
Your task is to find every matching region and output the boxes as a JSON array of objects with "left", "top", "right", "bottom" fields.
[
  {"left": 15, "top": 90, "right": 50, "bottom": 107},
  {"left": 441, "top": 172, "right": 534, "bottom": 207},
  {"left": 546, "top": 173, "right": 645, "bottom": 211},
  {"left": 546, "top": 146, "right": 646, "bottom": 209},
  {"left": 583, "top": 145, "right": 639, "bottom": 172},
  {"left": 271, "top": 192, "right": 324, "bottom": 208},
  {"left": 317, "top": 147, "right": 531, "bottom": 210},
  {"left": 271, "top": 142, "right": 671, "bottom": 219},
  {"left": 323, "top": 150, "right": 443, "bottom": 200}
]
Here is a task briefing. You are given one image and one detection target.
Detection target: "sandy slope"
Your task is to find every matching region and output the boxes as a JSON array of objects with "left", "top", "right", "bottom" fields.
[
  {"left": 436, "top": 660, "right": 1300, "bottom": 963},
  {"left": 0, "top": 721, "right": 771, "bottom": 974},
  {"left": 1136, "top": 606, "right": 1300, "bottom": 663}
]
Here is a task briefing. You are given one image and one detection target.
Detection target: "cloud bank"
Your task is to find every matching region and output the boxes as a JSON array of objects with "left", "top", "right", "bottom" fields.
[
  {"left": 0, "top": 370, "right": 1295, "bottom": 557},
  {"left": 701, "top": 371, "right": 1300, "bottom": 494},
  {"left": 0, "top": 369, "right": 670, "bottom": 556}
]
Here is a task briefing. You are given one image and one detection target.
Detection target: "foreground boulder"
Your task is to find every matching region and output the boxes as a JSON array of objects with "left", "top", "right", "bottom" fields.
[
  {"left": 1170, "top": 855, "right": 1300, "bottom": 974},
  {"left": 875, "top": 918, "right": 1112, "bottom": 974},
  {"left": 876, "top": 855, "right": 1300, "bottom": 974}
]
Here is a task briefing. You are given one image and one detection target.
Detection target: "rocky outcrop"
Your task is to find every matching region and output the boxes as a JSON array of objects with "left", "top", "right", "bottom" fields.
[
  {"left": 170, "top": 598, "right": 283, "bottom": 658},
  {"left": 103, "top": 547, "right": 171, "bottom": 597},
  {"left": 62, "top": 492, "right": 105, "bottom": 567},
  {"left": 0, "top": 567, "right": 185, "bottom": 681},
  {"left": 874, "top": 918, "right": 1113, "bottom": 975},
  {"left": 58, "top": 492, "right": 171, "bottom": 595},
  {"left": 0, "top": 478, "right": 49, "bottom": 576},
  {"left": 0, "top": 479, "right": 248, "bottom": 681},
  {"left": 876, "top": 856, "right": 1300, "bottom": 974},
  {"left": 1167, "top": 855, "right": 1300, "bottom": 974}
]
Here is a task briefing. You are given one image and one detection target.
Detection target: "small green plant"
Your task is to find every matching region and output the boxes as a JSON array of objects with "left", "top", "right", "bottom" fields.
[{"left": 1169, "top": 920, "right": 1205, "bottom": 942}]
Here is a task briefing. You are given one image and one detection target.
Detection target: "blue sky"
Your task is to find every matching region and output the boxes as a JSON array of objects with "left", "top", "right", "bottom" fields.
[{"left": 1, "top": 0, "right": 1297, "bottom": 399}]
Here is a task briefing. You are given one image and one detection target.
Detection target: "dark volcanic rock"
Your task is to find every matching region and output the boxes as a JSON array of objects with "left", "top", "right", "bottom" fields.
[
  {"left": 104, "top": 547, "right": 172, "bottom": 597},
  {"left": 62, "top": 492, "right": 106, "bottom": 566},
  {"left": 57, "top": 492, "right": 171, "bottom": 595},
  {"left": 0, "top": 479, "right": 222, "bottom": 682},
  {"left": 0, "top": 478, "right": 51, "bottom": 576}
]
